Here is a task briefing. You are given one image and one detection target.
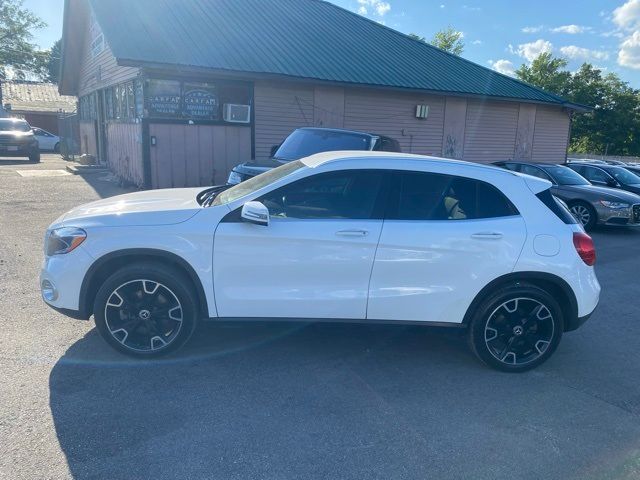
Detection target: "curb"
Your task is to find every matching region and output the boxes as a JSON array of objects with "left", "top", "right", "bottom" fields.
[{"left": 65, "top": 165, "right": 109, "bottom": 175}]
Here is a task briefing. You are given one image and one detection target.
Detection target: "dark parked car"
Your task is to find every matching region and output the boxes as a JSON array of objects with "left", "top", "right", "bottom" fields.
[
  {"left": 494, "top": 161, "right": 640, "bottom": 230},
  {"left": 227, "top": 127, "right": 401, "bottom": 184},
  {"left": 0, "top": 118, "right": 40, "bottom": 162},
  {"left": 566, "top": 162, "right": 640, "bottom": 196}
]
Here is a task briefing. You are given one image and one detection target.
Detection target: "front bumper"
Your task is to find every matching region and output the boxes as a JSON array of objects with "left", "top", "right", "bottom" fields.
[
  {"left": 597, "top": 203, "right": 640, "bottom": 226},
  {"left": 0, "top": 143, "right": 37, "bottom": 157},
  {"left": 40, "top": 246, "right": 94, "bottom": 318}
]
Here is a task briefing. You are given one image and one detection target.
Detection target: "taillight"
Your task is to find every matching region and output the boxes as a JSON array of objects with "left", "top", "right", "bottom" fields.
[{"left": 573, "top": 232, "right": 596, "bottom": 266}]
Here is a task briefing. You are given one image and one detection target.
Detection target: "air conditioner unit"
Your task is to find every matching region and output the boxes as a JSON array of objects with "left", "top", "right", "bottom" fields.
[{"left": 223, "top": 104, "right": 251, "bottom": 123}]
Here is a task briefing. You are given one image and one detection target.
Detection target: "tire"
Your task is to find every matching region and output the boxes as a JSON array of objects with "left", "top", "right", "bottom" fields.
[
  {"left": 29, "top": 151, "right": 41, "bottom": 163},
  {"left": 53, "top": 143, "right": 60, "bottom": 153},
  {"left": 93, "top": 263, "right": 199, "bottom": 358},
  {"left": 569, "top": 201, "right": 596, "bottom": 231},
  {"left": 468, "top": 284, "right": 564, "bottom": 373}
]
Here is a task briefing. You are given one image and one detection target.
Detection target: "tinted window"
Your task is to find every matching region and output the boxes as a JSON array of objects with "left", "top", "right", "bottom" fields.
[
  {"left": 582, "top": 166, "right": 613, "bottom": 184},
  {"left": 259, "top": 170, "right": 384, "bottom": 219},
  {"left": 520, "top": 164, "right": 552, "bottom": 181},
  {"left": 390, "top": 172, "right": 517, "bottom": 221},
  {"left": 274, "top": 129, "right": 372, "bottom": 161},
  {"left": 374, "top": 137, "right": 401, "bottom": 152},
  {"left": 608, "top": 166, "right": 640, "bottom": 185},
  {"left": 542, "top": 165, "right": 590, "bottom": 185}
]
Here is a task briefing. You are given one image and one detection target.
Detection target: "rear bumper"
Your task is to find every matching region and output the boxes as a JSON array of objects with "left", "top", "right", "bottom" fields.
[{"left": 565, "top": 308, "right": 596, "bottom": 332}]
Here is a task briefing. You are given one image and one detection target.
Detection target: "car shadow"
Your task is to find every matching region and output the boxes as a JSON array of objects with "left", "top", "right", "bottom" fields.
[
  {"left": 49, "top": 321, "right": 474, "bottom": 479},
  {"left": 0, "top": 158, "right": 40, "bottom": 165}
]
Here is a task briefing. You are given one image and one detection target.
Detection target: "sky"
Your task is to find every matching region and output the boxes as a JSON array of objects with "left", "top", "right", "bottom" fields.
[{"left": 24, "top": 0, "right": 640, "bottom": 87}]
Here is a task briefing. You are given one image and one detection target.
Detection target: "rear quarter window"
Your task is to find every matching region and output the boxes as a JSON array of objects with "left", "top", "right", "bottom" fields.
[{"left": 535, "top": 189, "right": 578, "bottom": 224}]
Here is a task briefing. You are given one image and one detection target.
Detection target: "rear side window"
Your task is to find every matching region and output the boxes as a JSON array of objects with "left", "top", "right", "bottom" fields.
[
  {"left": 389, "top": 172, "right": 518, "bottom": 220},
  {"left": 535, "top": 189, "right": 578, "bottom": 224}
]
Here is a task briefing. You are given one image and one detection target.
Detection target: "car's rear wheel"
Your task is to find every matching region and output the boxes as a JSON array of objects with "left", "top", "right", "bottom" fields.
[
  {"left": 93, "top": 263, "right": 198, "bottom": 358},
  {"left": 468, "top": 284, "right": 563, "bottom": 372},
  {"left": 53, "top": 142, "right": 60, "bottom": 153},
  {"left": 569, "top": 201, "right": 596, "bottom": 231}
]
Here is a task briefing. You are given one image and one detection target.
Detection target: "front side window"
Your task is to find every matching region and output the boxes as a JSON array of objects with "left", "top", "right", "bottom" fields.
[
  {"left": 389, "top": 172, "right": 518, "bottom": 221},
  {"left": 547, "top": 165, "right": 590, "bottom": 186},
  {"left": 259, "top": 170, "right": 384, "bottom": 219},
  {"left": 608, "top": 166, "right": 640, "bottom": 185},
  {"left": 582, "top": 166, "right": 613, "bottom": 184}
]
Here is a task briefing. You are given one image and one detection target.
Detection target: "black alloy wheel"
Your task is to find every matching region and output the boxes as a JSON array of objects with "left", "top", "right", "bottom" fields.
[
  {"left": 469, "top": 284, "right": 563, "bottom": 372},
  {"left": 94, "top": 263, "right": 198, "bottom": 357}
]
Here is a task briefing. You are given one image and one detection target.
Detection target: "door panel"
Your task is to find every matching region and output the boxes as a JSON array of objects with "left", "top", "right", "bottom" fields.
[
  {"left": 213, "top": 218, "right": 382, "bottom": 318},
  {"left": 367, "top": 216, "right": 526, "bottom": 323}
]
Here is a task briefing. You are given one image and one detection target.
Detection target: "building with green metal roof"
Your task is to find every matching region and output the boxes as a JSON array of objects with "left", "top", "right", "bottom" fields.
[{"left": 60, "top": 0, "right": 581, "bottom": 188}]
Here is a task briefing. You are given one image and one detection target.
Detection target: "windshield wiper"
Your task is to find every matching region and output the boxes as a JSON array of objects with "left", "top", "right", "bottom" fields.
[{"left": 197, "top": 185, "right": 230, "bottom": 207}]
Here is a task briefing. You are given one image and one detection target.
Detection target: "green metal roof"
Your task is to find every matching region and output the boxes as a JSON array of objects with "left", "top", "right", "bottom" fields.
[{"left": 89, "top": 0, "right": 573, "bottom": 106}]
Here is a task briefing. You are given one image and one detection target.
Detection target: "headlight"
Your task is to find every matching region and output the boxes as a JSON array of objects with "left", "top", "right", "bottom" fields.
[
  {"left": 45, "top": 227, "right": 87, "bottom": 256},
  {"left": 227, "top": 170, "right": 243, "bottom": 185},
  {"left": 599, "top": 200, "right": 630, "bottom": 209}
]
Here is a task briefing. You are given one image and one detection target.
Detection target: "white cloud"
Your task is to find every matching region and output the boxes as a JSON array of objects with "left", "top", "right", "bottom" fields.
[
  {"left": 619, "top": 30, "right": 640, "bottom": 68},
  {"left": 472, "top": 39, "right": 482, "bottom": 45},
  {"left": 488, "top": 59, "right": 516, "bottom": 76},
  {"left": 440, "top": 4, "right": 445, "bottom": 8},
  {"left": 559, "top": 45, "right": 609, "bottom": 61},
  {"left": 522, "top": 25, "right": 543, "bottom": 33},
  {"left": 510, "top": 39, "right": 553, "bottom": 62},
  {"left": 357, "top": 0, "right": 391, "bottom": 16},
  {"left": 601, "top": 30, "right": 625, "bottom": 38},
  {"left": 550, "top": 24, "right": 591, "bottom": 34},
  {"left": 613, "top": 0, "right": 640, "bottom": 30}
]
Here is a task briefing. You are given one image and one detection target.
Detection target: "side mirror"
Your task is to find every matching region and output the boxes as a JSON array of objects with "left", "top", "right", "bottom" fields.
[
  {"left": 270, "top": 144, "right": 281, "bottom": 157},
  {"left": 241, "top": 201, "right": 270, "bottom": 226}
]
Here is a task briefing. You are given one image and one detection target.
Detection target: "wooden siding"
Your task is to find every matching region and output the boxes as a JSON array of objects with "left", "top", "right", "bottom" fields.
[
  {"left": 254, "top": 81, "right": 314, "bottom": 161},
  {"left": 463, "top": 100, "right": 519, "bottom": 164},
  {"left": 442, "top": 97, "right": 467, "bottom": 159},
  {"left": 79, "top": 121, "right": 97, "bottom": 156},
  {"left": 78, "top": 9, "right": 139, "bottom": 97},
  {"left": 514, "top": 104, "right": 537, "bottom": 161},
  {"left": 313, "top": 86, "right": 345, "bottom": 128},
  {"left": 344, "top": 89, "right": 444, "bottom": 155},
  {"left": 149, "top": 123, "right": 251, "bottom": 189},
  {"left": 532, "top": 106, "right": 570, "bottom": 163},
  {"left": 106, "top": 123, "right": 143, "bottom": 186}
]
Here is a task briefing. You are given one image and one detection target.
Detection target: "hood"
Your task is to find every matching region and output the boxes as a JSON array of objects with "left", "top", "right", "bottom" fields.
[
  {"left": 566, "top": 184, "right": 640, "bottom": 203},
  {"left": 56, "top": 188, "right": 205, "bottom": 228}
]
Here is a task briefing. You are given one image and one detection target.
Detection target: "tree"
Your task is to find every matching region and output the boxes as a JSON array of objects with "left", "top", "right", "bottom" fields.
[
  {"left": 408, "top": 33, "right": 426, "bottom": 42},
  {"left": 516, "top": 52, "right": 640, "bottom": 156},
  {"left": 0, "top": 0, "right": 46, "bottom": 80},
  {"left": 430, "top": 27, "right": 464, "bottom": 56},
  {"left": 515, "top": 52, "right": 572, "bottom": 97},
  {"left": 45, "top": 38, "right": 61, "bottom": 83}
]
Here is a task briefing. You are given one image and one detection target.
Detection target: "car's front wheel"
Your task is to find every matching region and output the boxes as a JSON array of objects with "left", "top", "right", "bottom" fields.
[
  {"left": 93, "top": 263, "right": 199, "bottom": 358},
  {"left": 468, "top": 284, "right": 563, "bottom": 372}
]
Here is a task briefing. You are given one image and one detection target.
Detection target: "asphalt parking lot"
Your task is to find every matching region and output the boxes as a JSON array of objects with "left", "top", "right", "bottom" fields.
[{"left": 2, "top": 155, "right": 640, "bottom": 480}]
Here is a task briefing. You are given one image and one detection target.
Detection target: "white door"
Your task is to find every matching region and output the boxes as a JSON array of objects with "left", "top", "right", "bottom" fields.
[
  {"left": 213, "top": 170, "right": 386, "bottom": 319},
  {"left": 367, "top": 171, "right": 527, "bottom": 324},
  {"left": 33, "top": 128, "right": 58, "bottom": 150}
]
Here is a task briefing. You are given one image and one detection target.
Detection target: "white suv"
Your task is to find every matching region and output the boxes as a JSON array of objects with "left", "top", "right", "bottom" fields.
[{"left": 41, "top": 153, "right": 600, "bottom": 372}]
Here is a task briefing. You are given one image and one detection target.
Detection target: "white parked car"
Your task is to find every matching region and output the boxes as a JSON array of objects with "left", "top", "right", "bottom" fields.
[
  {"left": 32, "top": 127, "right": 61, "bottom": 152},
  {"left": 41, "top": 152, "right": 600, "bottom": 372}
]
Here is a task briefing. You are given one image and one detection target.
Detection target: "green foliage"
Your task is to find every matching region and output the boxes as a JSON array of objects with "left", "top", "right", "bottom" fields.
[
  {"left": 430, "top": 27, "right": 464, "bottom": 55},
  {"left": 46, "top": 38, "right": 61, "bottom": 83},
  {"left": 409, "top": 28, "right": 464, "bottom": 56},
  {"left": 0, "top": 0, "right": 46, "bottom": 80},
  {"left": 516, "top": 52, "right": 640, "bottom": 156}
]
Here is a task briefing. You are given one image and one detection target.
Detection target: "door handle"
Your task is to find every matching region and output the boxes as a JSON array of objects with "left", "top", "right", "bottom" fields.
[
  {"left": 336, "top": 229, "right": 369, "bottom": 237},
  {"left": 471, "top": 232, "right": 503, "bottom": 240}
]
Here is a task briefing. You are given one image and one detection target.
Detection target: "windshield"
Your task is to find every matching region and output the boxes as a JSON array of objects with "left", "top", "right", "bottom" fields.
[
  {"left": 0, "top": 119, "right": 31, "bottom": 132},
  {"left": 543, "top": 165, "right": 590, "bottom": 186},
  {"left": 212, "top": 160, "right": 305, "bottom": 206},
  {"left": 274, "top": 129, "right": 372, "bottom": 161},
  {"left": 609, "top": 166, "right": 640, "bottom": 185}
]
